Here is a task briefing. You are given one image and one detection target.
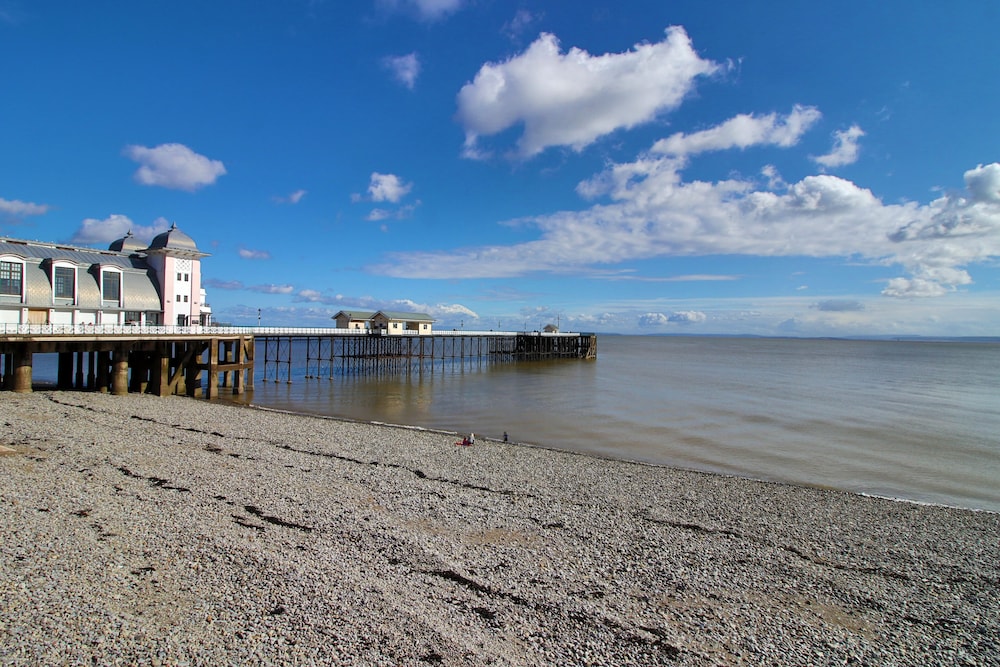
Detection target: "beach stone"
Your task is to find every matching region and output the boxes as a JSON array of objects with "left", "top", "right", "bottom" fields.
[{"left": 0, "top": 390, "right": 997, "bottom": 666}]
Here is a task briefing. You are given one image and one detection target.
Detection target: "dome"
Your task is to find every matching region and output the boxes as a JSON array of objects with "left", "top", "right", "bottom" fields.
[
  {"left": 148, "top": 223, "right": 201, "bottom": 253},
  {"left": 108, "top": 230, "right": 145, "bottom": 253}
]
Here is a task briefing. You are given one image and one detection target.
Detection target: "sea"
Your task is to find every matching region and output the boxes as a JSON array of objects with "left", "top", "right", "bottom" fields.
[
  {"left": 217, "top": 335, "right": 998, "bottom": 513},
  {"left": 29, "top": 335, "right": 1000, "bottom": 513}
]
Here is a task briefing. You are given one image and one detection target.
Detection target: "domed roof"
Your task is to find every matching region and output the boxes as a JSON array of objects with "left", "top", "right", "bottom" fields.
[
  {"left": 148, "top": 223, "right": 201, "bottom": 253},
  {"left": 108, "top": 230, "right": 146, "bottom": 253}
]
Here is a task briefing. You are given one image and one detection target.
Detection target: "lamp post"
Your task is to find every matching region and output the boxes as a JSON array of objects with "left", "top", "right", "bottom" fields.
[{"left": 257, "top": 308, "right": 261, "bottom": 327}]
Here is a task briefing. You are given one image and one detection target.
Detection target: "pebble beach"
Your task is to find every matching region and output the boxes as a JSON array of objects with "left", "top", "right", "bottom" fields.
[{"left": 1, "top": 391, "right": 998, "bottom": 666}]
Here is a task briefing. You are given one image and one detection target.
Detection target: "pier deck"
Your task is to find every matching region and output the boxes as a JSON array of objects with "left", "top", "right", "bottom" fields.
[{"left": 0, "top": 326, "right": 596, "bottom": 396}]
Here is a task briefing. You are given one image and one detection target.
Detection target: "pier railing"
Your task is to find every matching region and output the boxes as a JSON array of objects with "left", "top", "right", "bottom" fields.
[{"left": 0, "top": 324, "right": 585, "bottom": 338}]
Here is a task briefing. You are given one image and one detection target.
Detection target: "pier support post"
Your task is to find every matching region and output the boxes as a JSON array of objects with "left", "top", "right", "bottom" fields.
[
  {"left": 12, "top": 347, "right": 33, "bottom": 393},
  {"left": 111, "top": 349, "right": 129, "bottom": 395},
  {"left": 57, "top": 352, "right": 74, "bottom": 390},
  {"left": 97, "top": 350, "right": 111, "bottom": 393}
]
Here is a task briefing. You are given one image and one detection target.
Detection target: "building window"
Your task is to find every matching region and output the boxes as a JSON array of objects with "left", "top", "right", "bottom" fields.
[
  {"left": 183, "top": 295, "right": 188, "bottom": 302},
  {"left": 184, "top": 273, "right": 189, "bottom": 281},
  {"left": 177, "top": 272, "right": 182, "bottom": 281},
  {"left": 54, "top": 266, "right": 75, "bottom": 299},
  {"left": 102, "top": 271, "right": 121, "bottom": 301},
  {"left": 125, "top": 310, "right": 141, "bottom": 324},
  {"left": 0, "top": 260, "right": 23, "bottom": 296},
  {"left": 176, "top": 294, "right": 181, "bottom": 302}
]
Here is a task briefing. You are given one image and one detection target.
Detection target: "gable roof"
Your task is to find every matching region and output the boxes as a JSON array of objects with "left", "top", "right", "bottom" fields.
[
  {"left": 373, "top": 310, "right": 435, "bottom": 322},
  {"left": 332, "top": 310, "right": 377, "bottom": 321}
]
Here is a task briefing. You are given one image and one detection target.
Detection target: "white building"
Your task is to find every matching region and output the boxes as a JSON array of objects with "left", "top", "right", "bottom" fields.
[
  {"left": 0, "top": 224, "right": 211, "bottom": 327},
  {"left": 332, "top": 309, "right": 434, "bottom": 335}
]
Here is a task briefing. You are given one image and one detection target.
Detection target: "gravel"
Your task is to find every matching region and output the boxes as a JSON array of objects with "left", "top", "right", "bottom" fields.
[{"left": 1, "top": 391, "right": 998, "bottom": 666}]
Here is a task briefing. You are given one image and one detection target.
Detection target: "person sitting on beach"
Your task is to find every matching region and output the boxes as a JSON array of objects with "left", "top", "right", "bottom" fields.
[{"left": 456, "top": 436, "right": 470, "bottom": 446}]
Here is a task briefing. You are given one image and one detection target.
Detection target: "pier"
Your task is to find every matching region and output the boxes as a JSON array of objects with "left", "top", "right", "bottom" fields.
[{"left": 0, "top": 326, "right": 596, "bottom": 396}]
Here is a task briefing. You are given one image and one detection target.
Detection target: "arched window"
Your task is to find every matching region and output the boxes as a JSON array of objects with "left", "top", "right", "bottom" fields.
[
  {"left": 0, "top": 257, "right": 25, "bottom": 300},
  {"left": 101, "top": 267, "right": 123, "bottom": 306},
  {"left": 51, "top": 262, "right": 77, "bottom": 303}
]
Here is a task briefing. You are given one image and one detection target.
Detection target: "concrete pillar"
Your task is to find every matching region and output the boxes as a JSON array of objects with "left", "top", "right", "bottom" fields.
[
  {"left": 111, "top": 349, "right": 129, "bottom": 396},
  {"left": 12, "top": 347, "right": 33, "bottom": 393}
]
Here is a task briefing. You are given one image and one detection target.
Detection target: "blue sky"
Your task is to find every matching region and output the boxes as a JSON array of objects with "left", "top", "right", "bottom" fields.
[{"left": 2, "top": 1, "right": 998, "bottom": 336}]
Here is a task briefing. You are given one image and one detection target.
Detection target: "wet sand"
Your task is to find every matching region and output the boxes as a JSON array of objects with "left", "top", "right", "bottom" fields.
[{"left": 1, "top": 391, "right": 997, "bottom": 665}]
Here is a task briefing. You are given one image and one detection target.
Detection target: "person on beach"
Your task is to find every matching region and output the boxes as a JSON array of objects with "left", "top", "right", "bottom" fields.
[
  {"left": 456, "top": 435, "right": 470, "bottom": 446},
  {"left": 469, "top": 432, "right": 475, "bottom": 445}
]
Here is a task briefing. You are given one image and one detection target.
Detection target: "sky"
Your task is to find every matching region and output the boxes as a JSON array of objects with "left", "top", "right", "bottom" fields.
[{"left": 2, "top": 1, "right": 999, "bottom": 337}]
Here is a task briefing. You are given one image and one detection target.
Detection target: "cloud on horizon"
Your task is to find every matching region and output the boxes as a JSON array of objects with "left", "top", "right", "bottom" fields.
[{"left": 374, "top": 102, "right": 1000, "bottom": 300}]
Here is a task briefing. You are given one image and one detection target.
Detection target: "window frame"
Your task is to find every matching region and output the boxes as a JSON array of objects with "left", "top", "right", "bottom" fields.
[
  {"left": 101, "top": 268, "right": 123, "bottom": 304},
  {"left": 52, "top": 263, "right": 77, "bottom": 302},
  {"left": 0, "top": 258, "right": 25, "bottom": 299}
]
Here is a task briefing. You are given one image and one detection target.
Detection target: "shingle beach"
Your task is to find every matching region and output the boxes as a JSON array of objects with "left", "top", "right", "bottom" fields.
[{"left": 2, "top": 391, "right": 997, "bottom": 666}]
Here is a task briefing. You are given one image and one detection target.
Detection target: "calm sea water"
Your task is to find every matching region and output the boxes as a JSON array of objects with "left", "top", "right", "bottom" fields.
[
  {"left": 226, "top": 336, "right": 1000, "bottom": 513},
  {"left": 28, "top": 336, "right": 1000, "bottom": 512}
]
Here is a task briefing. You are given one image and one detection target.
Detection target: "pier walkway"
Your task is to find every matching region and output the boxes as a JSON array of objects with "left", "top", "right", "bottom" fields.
[{"left": 0, "top": 325, "right": 596, "bottom": 397}]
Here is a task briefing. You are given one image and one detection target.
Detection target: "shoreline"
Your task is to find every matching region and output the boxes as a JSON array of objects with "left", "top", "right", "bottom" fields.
[
  {"left": 2, "top": 391, "right": 998, "bottom": 665},
  {"left": 242, "top": 398, "right": 998, "bottom": 516}
]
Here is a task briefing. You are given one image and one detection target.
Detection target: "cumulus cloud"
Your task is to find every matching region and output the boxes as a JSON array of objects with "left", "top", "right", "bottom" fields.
[
  {"left": 124, "top": 143, "right": 226, "bottom": 191},
  {"left": 70, "top": 214, "right": 170, "bottom": 246},
  {"left": 0, "top": 197, "right": 49, "bottom": 218},
  {"left": 291, "top": 291, "right": 477, "bottom": 320},
  {"left": 375, "top": 107, "right": 1000, "bottom": 298},
  {"left": 383, "top": 53, "right": 420, "bottom": 89},
  {"left": 812, "top": 125, "right": 865, "bottom": 169},
  {"left": 366, "top": 172, "right": 413, "bottom": 203},
  {"left": 638, "top": 311, "right": 706, "bottom": 326},
  {"left": 669, "top": 310, "right": 707, "bottom": 323},
  {"left": 456, "top": 26, "right": 720, "bottom": 158},
  {"left": 651, "top": 105, "right": 821, "bottom": 157},
  {"left": 239, "top": 247, "right": 271, "bottom": 260}
]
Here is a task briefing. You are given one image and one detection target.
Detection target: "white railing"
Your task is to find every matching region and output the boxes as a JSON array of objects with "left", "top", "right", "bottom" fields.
[{"left": 0, "top": 323, "right": 587, "bottom": 337}]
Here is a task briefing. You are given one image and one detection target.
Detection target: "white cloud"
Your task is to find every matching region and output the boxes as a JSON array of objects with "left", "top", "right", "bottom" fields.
[
  {"left": 239, "top": 247, "right": 271, "bottom": 260},
  {"left": 383, "top": 53, "right": 420, "bottom": 90},
  {"left": 651, "top": 105, "right": 821, "bottom": 157},
  {"left": 375, "top": 105, "right": 1000, "bottom": 298},
  {"left": 456, "top": 26, "right": 720, "bottom": 159},
  {"left": 812, "top": 124, "right": 865, "bottom": 169},
  {"left": 274, "top": 189, "right": 307, "bottom": 204},
  {"left": 367, "top": 172, "right": 412, "bottom": 202},
  {"left": 204, "top": 279, "right": 244, "bottom": 291},
  {"left": 124, "top": 143, "right": 227, "bottom": 191},
  {"left": 0, "top": 197, "right": 49, "bottom": 218},
  {"left": 70, "top": 214, "right": 170, "bottom": 245},
  {"left": 378, "top": 0, "right": 464, "bottom": 21},
  {"left": 638, "top": 310, "right": 705, "bottom": 326},
  {"left": 502, "top": 9, "right": 540, "bottom": 40},
  {"left": 249, "top": 284, "right": 294, "bottom": 294}
]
